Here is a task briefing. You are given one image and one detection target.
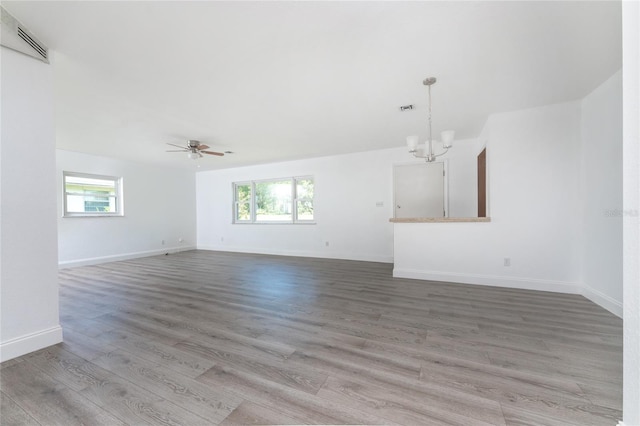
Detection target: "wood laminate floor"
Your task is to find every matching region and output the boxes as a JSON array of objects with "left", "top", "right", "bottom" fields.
[{"left": 0, "top": 250, "right": 622, "bottom": 425}]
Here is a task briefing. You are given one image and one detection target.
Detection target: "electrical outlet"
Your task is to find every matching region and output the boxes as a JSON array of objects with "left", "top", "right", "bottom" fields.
[
  {"left": 161, "top": 240, "right": 165, "bottom": 245},
  {"left": 325, "top": 241, "right": 329, "bottom": 247},
  {"left": 504, "top": 257, "right": 511, "bottom": 267}
]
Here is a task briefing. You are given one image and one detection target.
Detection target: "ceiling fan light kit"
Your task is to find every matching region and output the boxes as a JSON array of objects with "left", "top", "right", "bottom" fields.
[
  {"left": 406, "top": 77, "right": 455, "bottom": 163},
  {"left": 166, "top": 140, "right": 225, "bottom": 160}
]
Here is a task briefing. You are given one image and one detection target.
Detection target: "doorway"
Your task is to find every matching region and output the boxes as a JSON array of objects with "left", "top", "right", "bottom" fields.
[
  {"left": 393, "top": 162, "right": 446, "bottom": 218},
  {"left": 478, "top": 147, "right": 487, "bottom": 217}
]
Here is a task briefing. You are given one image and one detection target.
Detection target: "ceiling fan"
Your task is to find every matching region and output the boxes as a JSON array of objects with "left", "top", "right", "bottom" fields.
[{"left": 166, "top": 140, "right": 224, "bottom": 160}]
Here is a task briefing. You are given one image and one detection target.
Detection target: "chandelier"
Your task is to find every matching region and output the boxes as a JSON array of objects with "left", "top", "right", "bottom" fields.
[{"left": 406, "top": 77, "right": 455, "bottom": 162}]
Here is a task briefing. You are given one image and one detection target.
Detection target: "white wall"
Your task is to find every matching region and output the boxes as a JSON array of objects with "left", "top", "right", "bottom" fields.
[
  {"left": 393, "top": 101, "right": 583, "bottom": 294},
  {"left": 622, "top": 1, "right": 640, "bottom": 424},
  {"left": 196, "top": 140, "right": 482, "bottom": 262},
  {"left": 57, "top": 150, "right": 197, "bottom": 267},
  {"left": 580, "top": 70, "right": 623, "bottom": 316},
  {"left": 0, "top": 48, "right": 62, "bottom": 362},
  {"left": 197, "top": 149, "right": 396, "bottom": 262}
]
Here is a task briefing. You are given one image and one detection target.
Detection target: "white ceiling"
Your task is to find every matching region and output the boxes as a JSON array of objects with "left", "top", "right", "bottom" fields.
[{"left": 3, "top": 1, "right": 622, "bottom": 171}]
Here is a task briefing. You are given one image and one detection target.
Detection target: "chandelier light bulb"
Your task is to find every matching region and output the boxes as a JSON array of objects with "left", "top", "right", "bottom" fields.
[
  {"left": 406, "top": 135, "right": 420, "bottom": 152},
  {"left": 441, "top": 130, "right": 455, "bottom": 148}
]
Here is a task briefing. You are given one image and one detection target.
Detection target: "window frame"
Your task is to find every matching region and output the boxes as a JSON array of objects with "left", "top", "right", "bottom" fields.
[
  {"left": 62, "top": 171, "right": 124, "bottom": 218},
  {"left": 293, "top": 176, "right": 315, "bottom": 224},
  {"left": 254, "top": 177, "right": 294, "bottom": 223},
  {"left": 232, "top": 176, "right": 314, "bottom": 224},
  {"left": 233, "top": 181, "right": 253, "bottom": 223}
]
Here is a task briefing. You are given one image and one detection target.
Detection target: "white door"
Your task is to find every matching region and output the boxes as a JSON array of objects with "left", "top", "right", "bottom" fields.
[{"left": 394, "top": 163, "right": 445, "bottom": 218}]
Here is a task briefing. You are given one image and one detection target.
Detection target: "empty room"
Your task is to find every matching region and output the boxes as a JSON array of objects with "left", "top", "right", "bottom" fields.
[{"left": 1, "top": 1, "right": 639, "bottom": 425}]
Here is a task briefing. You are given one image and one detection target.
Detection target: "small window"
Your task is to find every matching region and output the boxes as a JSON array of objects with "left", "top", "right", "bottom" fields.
[
  {"left": 63, "top": 172, "right": 123, "bottom": 217},
  {"left": 233, "top": 176, "right": 314, "bottom": 224}
]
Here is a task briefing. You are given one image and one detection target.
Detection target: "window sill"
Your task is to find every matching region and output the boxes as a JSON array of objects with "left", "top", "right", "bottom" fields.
[
  {"left": 232, "top": 222, "right": 316, "bottom": 225},
  {"left": 63, "top": 214, "right": 124, "bottom": 218},
  {"left": 389, "top": 217, "right": 491, "bottom": 223}
]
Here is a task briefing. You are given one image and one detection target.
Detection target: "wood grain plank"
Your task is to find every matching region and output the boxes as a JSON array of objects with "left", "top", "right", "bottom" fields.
[
  {"left": 78, "top": 368, "right": 210, "bottom": 425},
  {"left": 417, "top": 352, "right": 621, "bottom": 425},
  {"left": 500, "top": 401, "right": 622, "bottom": 426},
  {"left": 60, "top": 328, "right": 118, "bottom": 361},
  {"left": 175, "top": 339, "right": 328, "bottom": 395},
  {"left": 219, "top": 400, "right": 305, "bottom": 425},
  {"left": 0, "top": 391, "right": 40, "bottom": 426},
  {"left": 197, "top": 363, "right": 397, "bottom": 425},
  {"left": 286, "top": 349, "right": 506, "bottom": 425},
  {"left": 91, "top": 348, "right": 242, "bottom": 424},
  {"left": 318, "top": 375, "right": 504, "bottom": 426},
  {"left": 2, "top": 250, "right": 621, "bottom": 425},
  {"left": 24, "top": 345, "right": 113, "bottom": 392},
  {"left": 0, "top": 358, "right": 23, "bottom": 370},
  {"left": 95, "top": 328, "right": 216, "bottom": 378},
  {"left": 363, "top": 333, "right": 492, "bottom": 366},
  {"left": 0, "top": 363, "right": 125, "bottom": 426}
]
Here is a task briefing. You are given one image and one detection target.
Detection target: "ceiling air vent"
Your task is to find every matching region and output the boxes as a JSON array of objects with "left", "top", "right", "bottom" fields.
[{"left": 1, "top": 6, "right": 48, "bottom": 63}]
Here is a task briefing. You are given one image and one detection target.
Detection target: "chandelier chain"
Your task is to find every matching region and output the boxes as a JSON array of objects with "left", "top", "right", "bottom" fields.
[{"left": 428, "top": 83, "right": 433, "bottom": 161}]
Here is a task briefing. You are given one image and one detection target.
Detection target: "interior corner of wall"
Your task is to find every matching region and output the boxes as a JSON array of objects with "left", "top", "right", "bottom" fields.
[{"left": 582, "top": 283, "right": 623, "bottom": 318}]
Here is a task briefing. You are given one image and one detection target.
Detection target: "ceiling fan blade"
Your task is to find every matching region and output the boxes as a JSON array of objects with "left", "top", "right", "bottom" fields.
[
  {"left": 201, "top": 150, "right": 225, "bottom": 156},
  {"left": 197, "top": 144, "right": 210, "bottom": 150},
  {"left": 167, "top": 143, "right": 187, "bottom": 149},
  {"left": 166, "top": 150, "right": 187, "bottom": 152}
]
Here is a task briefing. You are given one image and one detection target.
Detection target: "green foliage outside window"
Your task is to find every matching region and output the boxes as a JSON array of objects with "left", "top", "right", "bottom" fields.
[
  {"left": 296, "top": 178, "right": 314, "bottom": 220},
  {"left": 235, "top": 184, "right": 251, "bottom": 221},
  {"left": 255, "top": 180, "right": 292, "bottom": 221},
  {"left": 234, "top": 177, "right": 314, "bottom": 223}
]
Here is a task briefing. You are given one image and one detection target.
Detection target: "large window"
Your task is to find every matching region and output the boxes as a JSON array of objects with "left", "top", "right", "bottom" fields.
[
  {"left": 63, "top": 172, "right": 123, "bottom": 217},
  {"left": 233, "top": 176, "right": 314, "bottom": 223}
]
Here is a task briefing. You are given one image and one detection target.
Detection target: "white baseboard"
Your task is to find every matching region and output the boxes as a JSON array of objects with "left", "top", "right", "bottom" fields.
[
  {"left": 393, "top": 268, "right": 582, "bottom": 294},
  {"left": 58, "top": 246, "right": 196, "bottom": 268},
  {"left": 197, "top": 245, "right": 393, "bottom": 264},
  {"left": 582, "top": 284, "right": 623, "bottom": 318},
  {"left": 0, "top": 325, "right": 63, "bottom": 362}
]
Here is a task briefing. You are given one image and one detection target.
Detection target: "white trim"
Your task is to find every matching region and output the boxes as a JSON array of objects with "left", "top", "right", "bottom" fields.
[
  {"left": 232, "top": 176, "right": 315, "bottom": 224},
  {"left": 0, "top": 325, "right": 63, "bottom": 362},
  {"left": 62, "top": 171, "right": 123, "bottom": 217},
  {"left": 582, "top": 284, "right": 623, "bottom": 318},
  {"left": 58, "top": 246, "right": 196, "bottom": 268},
  {"left": 617, "top": 422, "right": 626, "bottom": 426},
  {"left": 197, "top": 245, "right": 393, "bottom": 264},
  {"left": 392, "top": 268, "right": 582, "bottom": 294}
]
